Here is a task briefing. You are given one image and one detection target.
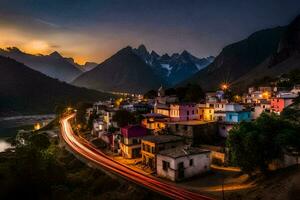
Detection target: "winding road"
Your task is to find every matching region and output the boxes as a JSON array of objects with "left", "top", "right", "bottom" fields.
[{"left": 60, "top": 114, "right": 214, "bottom": 200}]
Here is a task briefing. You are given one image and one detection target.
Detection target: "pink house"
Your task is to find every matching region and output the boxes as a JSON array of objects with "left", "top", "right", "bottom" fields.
[
  {"left": 120, "top": 125, "right": 148, "bottom": 158},
  {"left": 271, "top": 97, "right": 294, "bottom": 113},
  {"left": 170, "top": 103, "right": 198, "bottom": 121}
]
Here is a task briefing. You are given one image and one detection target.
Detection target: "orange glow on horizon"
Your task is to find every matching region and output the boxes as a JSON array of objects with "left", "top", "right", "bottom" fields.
[{"left": 24, "top": 40, "right": 50, "bottom": 54}]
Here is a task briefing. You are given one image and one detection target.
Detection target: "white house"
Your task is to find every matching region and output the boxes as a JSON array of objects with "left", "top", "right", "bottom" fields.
[
  {"left": 156, "top": 146, "right": 211, "bottom": 181},
  {"left": 291, "top": 84, "right": 300, "bottom": 94}
]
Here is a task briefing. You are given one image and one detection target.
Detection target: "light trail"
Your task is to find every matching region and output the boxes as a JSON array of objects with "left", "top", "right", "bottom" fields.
[{"left": 60, "top": 114, "right": 214, "bottom": 200}]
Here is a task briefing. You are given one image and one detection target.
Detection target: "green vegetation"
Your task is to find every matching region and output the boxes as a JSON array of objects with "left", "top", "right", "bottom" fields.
[
  {"left": 144, "top": 84, "right": 205, "bottom": 103},
  {"left": 112, "top": 110, "right": 136, "bottom": 127},
  {"left": 165, "top": 84, "right": 205, "bottom": 102},
  {"left": 0, "top": 130, "right": 167, "bottom": 200},
  {"left": 251, "top": 69, "right": 300, "bottom": 90},
  {"left": 227, "top": 113, "right": 300, "bottom": 175}
]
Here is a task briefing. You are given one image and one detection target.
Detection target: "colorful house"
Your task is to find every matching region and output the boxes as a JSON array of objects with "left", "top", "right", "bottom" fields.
[
  {"left": 271, "top": 97, "right": 295, "bottom": 113},
  {"left": 197, "top": 105, "right": 214, "bottom": 121},
  {"left": 119, "top": 125, "right": 147, "bottom": 159},
  {"left": 154, "top": 103, "right": 170, "bottom": 116},
  {"left": 169, "top": 103, "right": 198, "bottom": 121},
  {"left": 225, "top": 111, "right": 251, "bottom": 123},
  {"left": 141, "top": 113, "right": 169, "bottom": 133},
  {"left": 141, "top": 135, "right": 184, "bottom": 170}
]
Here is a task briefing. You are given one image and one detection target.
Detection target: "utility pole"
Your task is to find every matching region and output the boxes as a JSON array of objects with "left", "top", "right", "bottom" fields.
[{"left": 222, "top": 173, "right": 225, "bottom": 200}]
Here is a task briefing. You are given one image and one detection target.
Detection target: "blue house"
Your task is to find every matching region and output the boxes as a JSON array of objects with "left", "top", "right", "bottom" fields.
[{"left": 225, "top": 111, "right": 251, "bottom": 123}]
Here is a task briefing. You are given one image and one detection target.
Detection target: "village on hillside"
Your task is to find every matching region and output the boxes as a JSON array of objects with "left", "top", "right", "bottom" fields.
[{"left": 73, "top": 81, "right": 300, "bottom": 185}]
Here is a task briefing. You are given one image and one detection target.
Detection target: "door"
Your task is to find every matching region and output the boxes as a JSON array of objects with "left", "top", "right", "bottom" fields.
[{"left": 178, "top": 162, "right": 184, "bottom": 179}]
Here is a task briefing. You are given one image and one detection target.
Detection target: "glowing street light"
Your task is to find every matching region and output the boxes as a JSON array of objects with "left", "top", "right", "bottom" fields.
[{"left": 221, "top": 83, "right": 229, "bottom": 90}]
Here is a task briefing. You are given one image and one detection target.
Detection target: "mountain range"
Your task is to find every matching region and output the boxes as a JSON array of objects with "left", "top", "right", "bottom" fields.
[
  {"left": 73, "top": 45, "right": 214, "bottom": 93},
  {"left": 73, "top": 46, "right": 168, "bottom": 94},
  {"left": 180, "top": 26, "right": 286, "bottom": 90},
  {"left": 0, "top": 55, "right": 112, "bottom": 115},
  {"left": 132, "top": 44, "right": 214, "bottom": 85},
  {"left": 233, "top": 15, "right": 300, "bottom": 90},
  {"left": 0, "top": 47, "right": 98, "bottom": 82}
]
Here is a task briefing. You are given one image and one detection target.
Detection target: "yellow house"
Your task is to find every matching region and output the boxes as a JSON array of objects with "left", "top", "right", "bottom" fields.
[
  {"left": 141, "top": 135, "right": 184, "bottom": 169},
  {"left": 141, "top": 113, "right": 169, "bottom": 133},
  {"left": 198, "top": 106, "right": 214, "bottom": 121},
  {"left": 154, "top": 103, "right": 170, "bottom": 116}
]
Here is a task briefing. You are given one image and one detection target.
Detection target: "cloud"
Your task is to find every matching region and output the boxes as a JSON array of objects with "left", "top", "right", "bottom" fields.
[{"left": 34, "top": 18, "right": 60, "bottom": 29}]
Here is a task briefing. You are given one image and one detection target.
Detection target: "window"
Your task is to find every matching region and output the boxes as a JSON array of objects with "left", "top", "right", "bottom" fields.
[
  {"left": 187, "top": 111, "right": 189, "bottom": 115},
  {"left": 162, "top": 160, "right": 169, "bottom": 171},
  {"left": 132, "top": 138, "right": 138, "bottom": 144},
  {"left": 189, "top": 159, "right": 194, "bottom": 166},
  {"left": 151, "top": 146, "right": 155, "bottom": 153},
  {"left": 192, "top": 110, "right": 194, "bottom": 114}
]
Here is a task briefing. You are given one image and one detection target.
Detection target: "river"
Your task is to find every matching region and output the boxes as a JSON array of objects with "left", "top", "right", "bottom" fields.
[{"left": 0, "top": 114, "right": 56, "bottom": 152}]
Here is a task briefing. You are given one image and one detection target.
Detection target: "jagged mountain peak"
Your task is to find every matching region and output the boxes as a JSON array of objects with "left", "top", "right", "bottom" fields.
[
  {"left": 49, "top": 51, "right": 63, "bottom": 58},
  {"left": 150, "top": 50, "right": 160, "bottom": 58},
  {"left": 4, "top": 47, "right": 23, "bottom": 53},
  {"left": 137, "top": 44, "right": 148, "bottom": 52}
]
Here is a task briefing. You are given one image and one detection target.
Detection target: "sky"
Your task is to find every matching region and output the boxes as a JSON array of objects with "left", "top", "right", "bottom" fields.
[{"left": 0, "top": 0, "right": 299, "bottom": 64}]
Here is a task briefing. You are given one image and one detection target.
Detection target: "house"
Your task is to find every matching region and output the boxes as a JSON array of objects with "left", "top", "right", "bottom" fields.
[
  {"left": 251, "top": 99, "right": 271, "bottom": 119},
  {"left": 92, "top": 119, "right": 105, "bottom": 136},
  {"left": 141, "top": 113, "right": 169, "bottom": 133},
  {"left": 154, "top": 103, "right": 170, "bottom": 116},
  {"left": 155, "top": 86, "right": 178, "bottom": 105},
  {"left": 103, "top": 109, "right": 117, "bottom": 129},
  {"left": 225, "top": 111, "right": 251, "bottom": 123},
  {"left": 271, "top": 92, "right": 297, "bottom": 113},
  {"left": 214, "top": 103, "right": 244, "bottom": 121},
  {"left": 141, "top": 135, "right": 184, "bottom": 169},
  {"left": 197, "top": 104, "right": 214, "bottom": 121},
  {"left": 119, "top": 125, "right": 147, "bottom": 159},
  {"left": 291, "top": 84, "right": 300, "bottom": 94},
  {"left": 157, "top": 146, "right": 211, "bottom": 181},
  {"left": 133, "top": 103, "right": 151, "bottom": 113},
  {"left": 167, "top": 120, "right": 218, "bottom": 145},
  {"left": 258, "top": 86, "right": 272, "bottom": 93},
  {"left": 122, "top": 102, "right": 151, "bottom": 113},
  {"left": 169, "top": 103, "right": 198, "bottom": 121},
  {"left": 205, "top": 91, "right": 225, "bottom": 103}
]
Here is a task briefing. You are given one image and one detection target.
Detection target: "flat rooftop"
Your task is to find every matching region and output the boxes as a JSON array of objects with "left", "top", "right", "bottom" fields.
[
  {"left": 142, "top": 135, "right": 183, "bottom": 144},
  {"left": 158, "top": 146, "right": 210, "bottom": 158},
  {"left": 142, "top": 113, "right": 169, "bottom": 118},
  {"left": 167, "top": 120, "right": 214, "bottom": 126}
]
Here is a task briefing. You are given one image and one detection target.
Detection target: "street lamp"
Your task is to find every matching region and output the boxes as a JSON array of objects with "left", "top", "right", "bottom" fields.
[{"left": 221, "top": 83, "right": 229, "bottom": 90}]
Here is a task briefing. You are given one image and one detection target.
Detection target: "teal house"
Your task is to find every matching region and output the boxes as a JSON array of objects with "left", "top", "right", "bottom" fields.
[{"left": 225, "top": 111, "right": 251, "bottom": 123}]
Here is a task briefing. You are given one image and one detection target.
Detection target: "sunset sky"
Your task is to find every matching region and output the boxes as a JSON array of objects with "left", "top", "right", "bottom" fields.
[{"left": 0, "top": 0, "right": 299, "bottom": 64}]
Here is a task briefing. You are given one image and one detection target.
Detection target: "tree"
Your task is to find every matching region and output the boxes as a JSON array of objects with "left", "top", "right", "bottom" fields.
[
  {"left": 29, "top": 133, "right": 51, "bottom": 150},
  {"left": 144, "top": 90, "right": 157, "bottom": 99},
  {"left": 112, "top": 110, "right": 136, "bottom": 127},
  {"left": 227, "top": 113, "right": 299, "bottom": 175},
  {"left": 183, "top": 84, "right": 205, "bottom": 102}
]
